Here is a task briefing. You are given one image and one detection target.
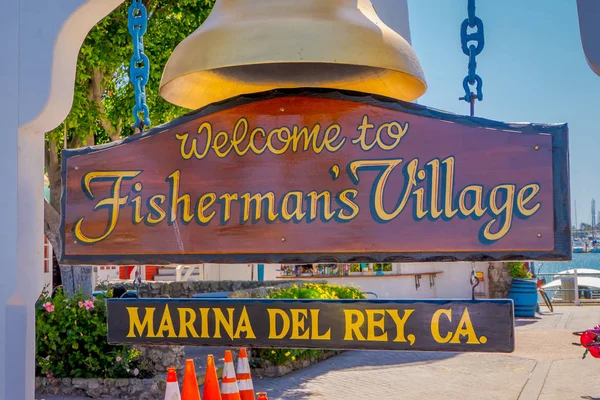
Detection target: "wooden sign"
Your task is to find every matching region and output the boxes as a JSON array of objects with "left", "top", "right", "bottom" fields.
[
  {"left": 60, "top": 89, "right": 570, "bottom": 265},
  {"left": 107, "top": 298, "right": 515, "bottom": 352}
]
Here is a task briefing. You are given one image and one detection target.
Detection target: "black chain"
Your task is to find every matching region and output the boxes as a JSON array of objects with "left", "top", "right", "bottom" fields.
[
  {"left": 459, "top": 0, "right": 485, "bottom": 116},
  {"left": 128, "top": 0, "right": 151, "bottom": 131}
]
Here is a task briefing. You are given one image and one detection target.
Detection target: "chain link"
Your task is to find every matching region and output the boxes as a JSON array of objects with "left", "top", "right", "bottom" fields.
[
  {"left": 459, "top": 0, "right": 484, "bottom": 110},
  {"left": 128, "top": 0, "right": 151, "bottom": 130}
]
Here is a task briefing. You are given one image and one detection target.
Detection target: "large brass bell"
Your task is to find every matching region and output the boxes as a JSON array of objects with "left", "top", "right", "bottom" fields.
[{"left": 160, "top": 0, "right": 427, "bottom": 110}]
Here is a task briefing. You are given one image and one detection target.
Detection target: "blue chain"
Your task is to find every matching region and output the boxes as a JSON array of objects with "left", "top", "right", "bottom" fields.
[
  {"left": 128, "top": 0, "right": 151, "bottom": 130},
  {"left": 459, "top": 0, "right": 485, "bottom": 110}
]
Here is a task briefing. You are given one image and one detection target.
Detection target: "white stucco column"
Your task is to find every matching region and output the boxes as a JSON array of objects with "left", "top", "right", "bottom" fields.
[{"left": 0, "top": 1, "right": 123, "bottom": 398}]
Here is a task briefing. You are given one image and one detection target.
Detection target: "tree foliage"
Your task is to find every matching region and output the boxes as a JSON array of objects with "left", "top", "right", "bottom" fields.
[{"left": 44, "top": 0, "right": 215, "bottom": 254}]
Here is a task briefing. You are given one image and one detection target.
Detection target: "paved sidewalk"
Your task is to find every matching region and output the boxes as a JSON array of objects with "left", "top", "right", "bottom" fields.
[{"left": 38, "top": 306, "right": 600, "bottom": 400}]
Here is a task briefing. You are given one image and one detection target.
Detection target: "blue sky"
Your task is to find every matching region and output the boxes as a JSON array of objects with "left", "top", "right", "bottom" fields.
[{"left": 407, "top": 0, "right": 599, "bottom": 227}]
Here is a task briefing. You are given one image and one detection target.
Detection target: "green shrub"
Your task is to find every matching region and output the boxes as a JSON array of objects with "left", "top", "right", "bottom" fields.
[
  {"left": 266, "top": 283, "right": 365, "bottom": 300},
  {"left": 507, "top": 262, "right": 533, "bottom": 279},
  {"left": 256, "top": 283, "right": 365, "bottom": 366},
  {"left": 36, "top": 288, "right": 149, "bottom": 379}
]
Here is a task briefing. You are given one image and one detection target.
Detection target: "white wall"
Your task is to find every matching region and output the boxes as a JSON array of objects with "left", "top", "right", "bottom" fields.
[
  {"left": 262, "top": 264, "right": 282, "bottom": 281},
  {"left": 275, "top": 262, "right": 490, "bottom": 300},
  {"left": 201, "top": 264, "right": 254, "bottom": 281}
]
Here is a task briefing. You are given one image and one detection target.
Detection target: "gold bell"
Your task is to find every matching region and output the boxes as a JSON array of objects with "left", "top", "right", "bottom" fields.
[{"left": 160, "top": 0, "right": 427, "bottom": 110}]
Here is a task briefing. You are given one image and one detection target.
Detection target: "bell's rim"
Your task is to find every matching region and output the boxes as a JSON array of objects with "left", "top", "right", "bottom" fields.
[{"left": 160, "top": 61, "right": 427, "bottom": 110}]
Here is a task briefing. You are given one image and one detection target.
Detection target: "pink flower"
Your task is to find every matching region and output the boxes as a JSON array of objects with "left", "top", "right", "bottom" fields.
[
  {"left": 78, "top": 301, "right": 83, "bottom": 308},
  {"left": 45, "top": 356, "right": 50, "bottom": 361},
  {"left": 46, "top": 372, "right": 53, "bottom": 378},
  {"left": 116, "top": 356, "right": 122, "bottom": 362},
  {"left": 133, "top": 368, "right": 139, "bottom": 376},
  {"left": 84, "top": 300, "right": 94, "bottom": 310},
  {"left": 43, "top": 302, "right": 55, "bottom": 312}
]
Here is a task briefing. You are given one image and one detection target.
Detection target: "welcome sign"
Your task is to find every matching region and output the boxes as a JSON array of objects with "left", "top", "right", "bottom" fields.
[
  {"left": 107, "top": 298, "right": 515, "bottom": 352},
  {"left": 60, "top": 89, "right": 570, "bottom": 264}
]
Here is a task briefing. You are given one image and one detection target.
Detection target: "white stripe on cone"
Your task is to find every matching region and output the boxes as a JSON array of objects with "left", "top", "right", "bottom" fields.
[
  {"left": 237, "top": 360, "right": 250, "bottom": 374},
  {"left": 165, "top": 381, "right": 181, "bottom": 400},
  {"left": 222, "top": 360, "right": 240, "bottom": 394},
  {"left": 238, "top": 380, "right": 253, "bottom": 391},
  {"left": 222, "top": 381, "right": 240, "bottom": 394}
]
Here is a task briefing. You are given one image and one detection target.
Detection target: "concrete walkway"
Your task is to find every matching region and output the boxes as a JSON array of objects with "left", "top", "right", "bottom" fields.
[{"left": 37, "top": 306, "right": 600, "bottom": 400}]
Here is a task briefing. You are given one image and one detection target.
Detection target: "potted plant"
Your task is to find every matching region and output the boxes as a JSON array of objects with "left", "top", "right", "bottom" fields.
[
  {"left": 508, "top": 262, "right": 533, "bottom": 280},
  {"left": 507, "top": 262, "right": 537, "bottom": 317}
]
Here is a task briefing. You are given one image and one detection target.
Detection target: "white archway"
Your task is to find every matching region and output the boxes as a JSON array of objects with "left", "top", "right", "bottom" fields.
[{"left": 1, "top": 1, "right": 124, "bottom": 398}]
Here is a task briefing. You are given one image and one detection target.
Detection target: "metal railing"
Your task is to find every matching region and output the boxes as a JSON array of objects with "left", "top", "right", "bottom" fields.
[{"left": 537, "top": 270, "right": 600, "bottom": 306}]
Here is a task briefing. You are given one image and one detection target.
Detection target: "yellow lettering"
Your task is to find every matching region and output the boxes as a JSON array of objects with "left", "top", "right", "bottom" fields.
[
  {"left": 386, "top": 309, "right": 415, "bottom": 344},
  {"left": 240, "top": 192, "right": 279, "bottom": 222},
  {"left": 232, "top": 118, "right": 250, "bottom": 156},
  {"left": 127, "top": 307, "right": 155, "bottom": 338},
  {"left": 427, "top": 159, "right": 443, "bottom": 219},
  {"left": 219, "top": 193, "right": 239, "bottom": 223},
  {"left": 178, "top": 308, "right": 199, "bottom": 338},
  {"left": 281, "top": 191, "right": 306, "bottom": 221},
  {"left": 375, "top": 121, "right": 408, "bottom": 151},
  {"left": 268, "top": 309, "right": 290, "bottom": 340},
  {"left": 199, "top": 308, "right": 210, "bottom": 339},
  {"left": 290, "top": 309, "right": 310, "bottom": 340},
  {"left": 290, "top": 124, "right": 321, "bottom": 152},
  {"left": 196, "top": 193, "right": 217, "bottom": 224},
  {"left": 324, "top": 123, "right": 345, "bottom": 152},
  {"left": 176, "top": 123, "right": 212, "bottom": 160},
  {"left": 249, "top": 127, "right": 267, "bottom": 155},
  {"left": 233, "top": 306, "right": 256, "bottom": 339},
  {"left": 267, "top": 127, "right": 291, "bottom": 155},
  {"left": 517, "top": 184, "right": 541, "bottom": 217},
  {"left": 349, "top": 159, "right": 416, "bottom": 222},
  {"left": 442, "top": 157, "right": 458, "bottom": 218},
  {"left": 157, "top": 305, "right": 177, "bottom": 338},
  {"left": 483, "top": 184, "right": 516, "bottom": 241},
  {"left": 458, "top": 185, "right": 487, "bottom": 217},
  {"left": 310, "top": 309, "right": 331, "bottom": 340},
  {"left": 74, "top": 171, "right": 141, "bottom": 243},
  {"left": 413, "top": 187, "right": 428, "bottom": 219},
  {"left": 146, "top": 194, "right": 167, "bottom": 225},
  {"left": 213, "top": 308, "right": 236, "bottom": 340},
  {"left": 168, "top": 170, "right": 194, "bottom": 223},
  {"left": 307, "top": 191, "right": 335, "bottom": 221},
  {"left": 365, "top": 310, "right": 388, "bottom": 342},
  {"left": 343, "top": 309, "right": 366, "bottom": 341},
  {"left": 450, "top": 308, "right": 481, "bottom": 344},
  {"left": 131, "top": 195, "right": 145, "bottom": 225},
  {"left": 336, "top": 189, "right": 360, "bottom": 221},
  {"left": 352, "top": 115, "right": 376, "bottom": 151},
  {"left": 431, "top": 309, "right": 452, "bottom": 344},
  {"left": 213, "top": 130, "right": 233, "bottom": 158}
]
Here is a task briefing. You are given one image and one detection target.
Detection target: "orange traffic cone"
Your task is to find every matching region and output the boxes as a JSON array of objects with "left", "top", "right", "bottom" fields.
[
  {"left": 203, "top": 355, "right": 222, "bottom": 400},
  {"left": 236, "top": 348, "right": 255, "bottom": 400},
  {"left": 165, "top": 367, "right": 181, "bottom": 400},
  {"left": 256, "top": 393, "right": 268, "bottom": 400},
  {"left": 221, "top": 351, "right": 241, "bottom": 400},
  {"left": 182, "top": 359, "right": 201, "bottom": 400}
]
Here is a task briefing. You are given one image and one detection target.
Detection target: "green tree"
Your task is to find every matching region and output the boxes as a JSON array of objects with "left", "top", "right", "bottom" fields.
[{"left": 44, "top": 1, "right": 215, "bottom": 273}]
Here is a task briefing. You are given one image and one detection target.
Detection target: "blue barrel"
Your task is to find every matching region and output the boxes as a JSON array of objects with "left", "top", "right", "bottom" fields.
[{"left": 509, "top": 278, "right": 537, "bottom": 317}]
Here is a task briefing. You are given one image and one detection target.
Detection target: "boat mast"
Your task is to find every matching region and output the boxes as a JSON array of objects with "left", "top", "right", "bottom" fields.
[
  {"left": 592, "top": 199, "right": 597, "bottom": 242},
  {"left": 575, "top": 200, "right": 578, "bottom": 240}
]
